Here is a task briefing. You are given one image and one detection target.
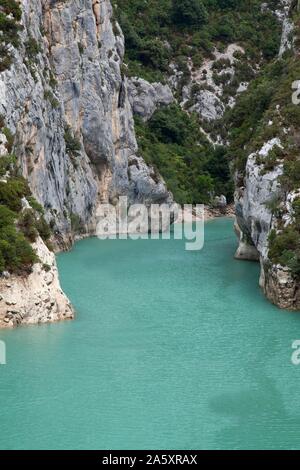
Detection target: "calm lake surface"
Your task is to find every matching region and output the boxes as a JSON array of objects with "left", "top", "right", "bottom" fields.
[{"left": 1, "top": 218, "right": 300, "bottom": 450}]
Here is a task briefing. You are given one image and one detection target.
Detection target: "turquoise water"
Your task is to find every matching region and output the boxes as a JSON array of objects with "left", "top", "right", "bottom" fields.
[{"left": 1, "top": 218, "right": 300, "bottom": 450}]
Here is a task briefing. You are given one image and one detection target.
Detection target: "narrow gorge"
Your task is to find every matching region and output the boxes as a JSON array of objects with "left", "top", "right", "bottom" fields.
[
  {"left": 0, "top": 0, "right": 300, "bottom": 328},
  {"left": 0, "top": 0, "right": 172, "bottom": 327}
]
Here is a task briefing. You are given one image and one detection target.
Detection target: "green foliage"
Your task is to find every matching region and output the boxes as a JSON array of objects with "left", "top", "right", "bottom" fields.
[
  {"left": 18, "top": 209, "right": 38, "bottom": 242},
  {"left": 148, "top": 104, "right": 195, "bottom": 144},
  {"left": 0, "top": 227, "right": 38, "bottom": 274},
  {"left": 269, "top": 227, "right": 300, "bottom": 279},
  {"left": 112, "top": 1, "right": 283, "bottom": 208},
  {"left": 25, "top": 37, "right": 42, "bottom": 59},
  {"left": 0, "top": 153, "right": 52, "bottom": 274},
  {"left": 0, "top": 0, "right": 22, "bottom": 71},
  {"left": 226, "top": 56, "right": 300, "bottom": 174},
  {"left": 0, "top": 177, "right": 30, "bottom": 212},
  {"left": 114, "top": 0, "right": 281, "bottom": 81},
  {"left": 17, "top": 208, "right": 51, "bottom": 244},
  {"left": 0, "top": 154, "right": 16, "bottom": 177},
  {"left": 0, "top": 0, "right": 22, "bottom": 20},
  {"left": 268, "top": 196, "right": 300, "bottom": 278},
  {"left": 70, "top": 213, "right": 84, "bottom": 234},
  {"left": 27, "top": 196, "right": 44, "bottom": 214},
  {"left": 264, "top": 194, "right": 282, "bottom": 217},
  {"left": 35, "top": 216, "right": 51, "bottom": 242},
  {"left": 0, "top": 205, "right": 16, "bottom": 228},
  {"left": 2, "top": 127, "right": 14, "bottom": 153},
  {"left": 135, "top": 105, "right": 232, "bottom": 204},
  {"left": 172, "top": 0, "right": 208, "bottom": 27},
  {"left": 0, "top": 196, "right": 52, "bottom": 274},
  {"left": 0, "top": 205, "right": 38, "bottom": 274},
  {"left": 44, "top": 90, "right": 59, "bottom": 109},
  {"left": 43, "top": 263, "right": 51, "bottom": 272},
  {"left": 64, "top": 126, "right": 81, "bottom": 159}
]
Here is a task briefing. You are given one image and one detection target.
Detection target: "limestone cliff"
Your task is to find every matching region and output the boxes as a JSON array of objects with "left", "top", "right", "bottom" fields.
[
  {"left": 0, "top": 236, "right": 73, "bottom": 328},
  {"left": 234, "top": 0, "right": 300, "bottom": 310},
  {"left": 0, "top": 0, "right": 171, "bottom": 244},
  {"left": 0, "top": 0, "right": 171, "bottom": 327}
]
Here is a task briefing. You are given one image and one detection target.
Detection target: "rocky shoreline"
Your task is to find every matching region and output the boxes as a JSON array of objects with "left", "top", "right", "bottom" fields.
[
  {"left": 0, "top": 202, "right": 235, "bottom": 329},
  {"left": 0, "top": 237, "right": 74, "bottom": 329}
]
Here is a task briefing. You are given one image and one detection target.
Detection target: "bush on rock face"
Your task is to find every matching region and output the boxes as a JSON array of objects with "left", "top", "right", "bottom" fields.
[
  {"left": 0, "top": 0, "right": 22, "bottom": 71},
  {"left": 0, "top": 177, "right": 30, "bottom": 213},
  {"left": 0, "top": 170, "right": 52, "bottom": 275},
  {"left": 0, "top": 216, "right": 38, "bottom": 274}
]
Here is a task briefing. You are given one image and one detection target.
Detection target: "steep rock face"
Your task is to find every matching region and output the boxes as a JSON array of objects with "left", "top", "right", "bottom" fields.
[
  {"left": 0, "top": 236, "right": 74, "bottom": 328},
  {"left": 235, "top": 140, "right": 283, "bottom": 258},
  {"left": 127, "top": 78, "right": 174, "bottom": 121},
  {"left": 0, "top": 0, "right": 172, "bottom": 328},
  {"left": 233, "top": 1, "right": 300, "bottom": 310},
  {"left": 234, "top": 136, "right": 300, "bottom": 309},
  {"left": 0, "top": 0, "right": 171, "bottom": 246},
  {"left": 177, "top": 44, "right": 246, "bottom": 136},
  {"left": 0, "top": 103, "right": 73, "bottom": 328},
  {"left": 278, "top": 0, "right": 294, "bottom": 56}
]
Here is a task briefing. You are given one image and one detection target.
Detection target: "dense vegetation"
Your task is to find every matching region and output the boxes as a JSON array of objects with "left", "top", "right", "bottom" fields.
[
  {"left": 0, "top": 0, "right": 298, "bottom": 277},
  {"left": 269, "top": 199, "right": 300, "bottom": 279},
  {"left": 0, "top": 124, "right": 51, "bottom": 275},
  {"left": 135, "top": 105, "right": 232, "bottom": 204},
  {"left": 0, "top": 0, "right": 22, "bottom": 71},
  {"left": 115, "top": 0, "right": 300, "bottom": 278},
  {"left": 115, "top": 0, "right": 281, "bottom": 82},
  {"left": 223, "top": 55, "right": 300, "bottom": 173},
  {"left": 0, "top": 3, "right": 54, "bottom": 275},
  {"left": 114, "top": 0, "right": 283, "bottom": 205},
  {"left": 223, "top": 5, "right": 300, "bottom": 276}
]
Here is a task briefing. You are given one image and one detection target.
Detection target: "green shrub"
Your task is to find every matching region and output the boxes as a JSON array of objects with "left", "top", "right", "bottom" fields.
[
  {"left": 18, "top": 209, "right": 38, "bottom": 242},
  {"left": 0, "top": 172, "right": 52, "bottom": 274},
  {"left": 2, "top": 127, "right": 14, "bottom": 153},
  {"left": 0, "top": 224, "right": 38, "bottom": 274},
  {"left": 0, "top": 205, "right": 16, "bottom": 228},
  {"left": 25, "top": 37, "right": 42, "bottom": 59},
  {"left": 115, "top": 0, "right": 281, "bottom": 84},
  {"left": 0, "top": 177, "right": 30, "bottom": 212},
  {"left": 70, "top": 213, "right": 84, "bottom": 234},
  {"left": 135, "top": 105, "right": 232, "bottom": 204},
  {"left": 0, "top": 0, "right": 22, "bottom": 20},
  {"left": 27, "top": 196, "right": 44, "bottom": 214},
  {"left": 35, "top": 216, "right": 51, "bottom": 242},
  {"left": 43, "top": 263, "right": 51, "bottom": 272},
  {"left": 64, "top": 126, "right": 81, "bottom": 158},
  {"left": 0, "top": 1, "right": 22, "bottom": 71},
  {"left": 268, "top": 227, "right": 300, "bottom": 279},
  {"left": 172, "top": 0, "right": 208, "bottom": 27},
  {"left": 0, "top": 154, "right": 16, "bottom": 177},
  {"left": 44, "top": 90, "right": 59, "bottom": 109}
]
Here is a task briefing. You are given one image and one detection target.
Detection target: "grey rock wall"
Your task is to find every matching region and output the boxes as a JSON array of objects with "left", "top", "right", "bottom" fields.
[
  {"left": 0, "top": 0, "right": 172, "bottom": 327},
  {"left": 0, "top": 0, "right": 172, "bottom": 247}
]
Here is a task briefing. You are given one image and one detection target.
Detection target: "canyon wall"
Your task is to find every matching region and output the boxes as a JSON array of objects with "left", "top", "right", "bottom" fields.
[
  {"left": 0, "top": 0, "right": 171, "bottom": 327},
  {"left": 1, "top": 0, "right": 171, "bottom": 245},
  {"left": 234, "top": 0, "right": 300, "bottom": 310}
]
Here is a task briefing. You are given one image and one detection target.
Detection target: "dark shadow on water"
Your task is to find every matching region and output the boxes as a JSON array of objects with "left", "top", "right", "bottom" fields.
[{"left": 210, "top": 373, "right": 300, "bottom": 450}]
